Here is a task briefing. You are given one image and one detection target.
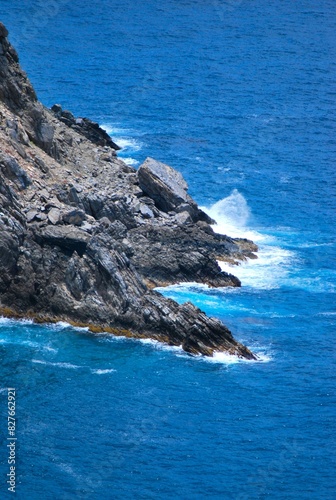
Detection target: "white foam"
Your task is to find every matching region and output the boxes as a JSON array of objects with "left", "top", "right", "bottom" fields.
[
  {"left": 48, "top": 321, "right": 89, "bottom": 332},
  {"left": 32, "top": 360, "right": 83, "bottom": 370},
  {"left": 101, "top": 334, "right": 126, "bottom": 342},
  {"left": 0, "top": 337, "right": 58, "bottom": 353},
  {"left": 206, "top": 350, "right": 272, "bottom": 365},
  {"left": 121, "top": 157, "right": 140, "bottom": 166},
  {"left": 47, "top": 321, "right": 71, "bottom": 331},
  {"left": 155, "top": 282, "right": 211, "bottom": 294},
  {"left": 32, "top": 359, "right": 117, "bottom": 375},
  {"left": 207, "top": 352, "right": 242, "bottom": 364},
  {"left": 135, "top": 337, "right": 270, "bottom": 365},
  {"left": 42, "top": 346, "right": 59, "bottom": 353},
  {"left": 218, "top": 245, "right": 295, "bottom": 290},
  {"left": 91, "top": 368, "right": 116, "bottom": 375},
  {"left": 137, "top": 337, "right": 183, "bottom": 353},
  {"left": 0, "top": 317, "right": 12, "bottom": 325},
  {"left": 298, "top": 242, "right": 334, "bottom": 249},
  {"left": 100, "top": 124, "right": 127, "bottom": 135},
  {"left": 0, "top": 316, "right": 34, "bottom": 326},
  {"left": 21, "top": 341, "right": 58, "bottom": 353},
  {"left": 116, "top": 137, "right": 142, "bottom": 151},
  {"left": 200, "top": 190, "right": 297, "bottom": 290},
  {"left": 100, "top": 123, "right": 143, "bottom": 157},
  {"left": 55, "top": 321, "right": 70, "bottom": 328},
  {"left": 100, "top": 123, "right": 139, "bottom": 137},
  {"left": 138, "top": 338, "right": 157, "bottom": 345},
  {"left": 100, "top": 330, "right": 268, "bottom": 366}
]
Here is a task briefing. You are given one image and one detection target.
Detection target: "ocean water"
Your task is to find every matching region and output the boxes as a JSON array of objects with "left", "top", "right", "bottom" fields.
[{"left": 1, "top": 1, "right": 336, "bottom": 498}]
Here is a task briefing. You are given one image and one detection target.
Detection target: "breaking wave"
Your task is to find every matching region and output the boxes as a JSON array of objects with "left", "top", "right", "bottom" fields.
[{"left": 202, "top": 190, "right": 296, "bottom": 290}]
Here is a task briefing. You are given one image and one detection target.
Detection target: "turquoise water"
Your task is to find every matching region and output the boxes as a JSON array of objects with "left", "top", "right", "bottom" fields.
[{"left": 1, "top": 1, "right": 335, "bottom": 498}]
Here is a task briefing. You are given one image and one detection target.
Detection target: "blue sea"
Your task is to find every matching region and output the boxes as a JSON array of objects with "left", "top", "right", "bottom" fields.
[{"left": 1, "top": 1, "right": 335, "bottom": 498}]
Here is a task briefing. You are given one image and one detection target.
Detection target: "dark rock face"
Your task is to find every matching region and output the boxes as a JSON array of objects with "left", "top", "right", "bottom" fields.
[
  {"left": 0, "top": 24, "right": 258, "bottom": 359},
  {"left": 36, "top": 226, "right": 91, "bottom": 255},
  {"left": 51, "top": 104, "right": 121, "bottom": 150},
  {"left": 127, "top": 222, "right": 243, "bottom": 288}
]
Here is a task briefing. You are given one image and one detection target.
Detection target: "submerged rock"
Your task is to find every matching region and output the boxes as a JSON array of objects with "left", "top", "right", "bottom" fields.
[{"left": 0, "top": 23, "right": 257, "bottom": 359}]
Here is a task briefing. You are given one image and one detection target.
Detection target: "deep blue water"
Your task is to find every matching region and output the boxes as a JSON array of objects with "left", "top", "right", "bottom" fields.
[{"left": 1, "top": 1, "right": 336, "bottom": 498}]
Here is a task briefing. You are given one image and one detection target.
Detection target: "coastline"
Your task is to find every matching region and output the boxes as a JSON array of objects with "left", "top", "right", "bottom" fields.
[{"left": 0, "top": 23, "right": 257, "bottom": 359}]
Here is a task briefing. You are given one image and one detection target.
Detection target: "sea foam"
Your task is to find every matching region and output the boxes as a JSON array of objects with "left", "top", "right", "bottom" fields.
[
  {"left": 32, "top": 360, "right": 83, "bottom": 370},
  {"left": 114, "top": 137, "right": 142, "bottom": 152},
  {"left": 202, "top": 190, "right": 296, "bottom": 290},
  {"left": 128, "top": 336, "right": 267, "bottom": 365},
  {"left": 206, "top": 351, "right": 272, "bottom": 365},
  {"left": 218, "top": 245, "right": 294, "bottom": 290},
  {"left": 0, "top": 317, "right": 12, "bottom": 325},
  {"left": 48, "top": 321, "right": 89, "bottom": 332},
  {"left": 101, "top": 122, "right": 142, "bottom": 168},
  {"left": 32, "top": 359, "right": 117, "bottom": 375},
  {"left": 90, "top": 368, "right": 116, "bottom": 375},
  {"left": 121, "top": 157, "right": 140, "bottom": 166},
  {"left": 100, "top": 123, "right": 143, "bottom": 151},
  {"left": 201, "top": 189, "right": 265, "bottom": 242}
]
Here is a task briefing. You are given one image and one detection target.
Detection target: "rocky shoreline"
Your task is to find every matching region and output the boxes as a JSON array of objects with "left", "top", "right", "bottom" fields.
[{"left": 0, "top": 23, "right": 258, "bottom": 359}]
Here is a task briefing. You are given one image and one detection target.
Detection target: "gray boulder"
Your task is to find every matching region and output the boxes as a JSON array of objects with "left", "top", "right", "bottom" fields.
[
  {"left": 137, "top": 157, "right": 189, "bottom": 212},
  {"left": 48, "top": 208, "right": 61, "bottom": 225},
  {"left": 62, "top": 208, "right": 86, "bottom": 226}
]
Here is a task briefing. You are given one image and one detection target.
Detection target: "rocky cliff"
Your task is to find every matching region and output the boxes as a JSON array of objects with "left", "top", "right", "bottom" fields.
[{"left": 0, "top": 23, "right": 258, "bottom": 358}]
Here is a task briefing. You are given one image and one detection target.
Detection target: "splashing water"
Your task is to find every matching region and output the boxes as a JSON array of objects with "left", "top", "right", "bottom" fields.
[
  {"left": 201, "top": 190, "right": 296, "bottom": 289},
  {"left": 210, "top": 189, "right": 250, "bottom": 228},
  {"left": 202, "top": 189, "right": 265, "bottom": 242}
]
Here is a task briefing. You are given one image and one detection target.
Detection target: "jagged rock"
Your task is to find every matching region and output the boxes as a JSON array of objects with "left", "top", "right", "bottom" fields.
[
  {"left": 62, "top": 208, "right": 86, "bottom": 226},
  {"left": 37, "top": 226, "right": 90, "bottom": 255},
  {"left": 6, "top": 119, "right": 30, "bottom": 145},
  {"left": 34, "top": 120, "right": 55, "bottom": 154},
  {"left": 48, "top": 208, "right": 61, "bottom": 225},
  {"left": 39, "top": 189, "right": 50, "bottom": 202},
  {"left": 34, "top": 156, "right": 49, "bottom": 174},
  {"left": 138, "top": 157, "right": 189, "bottom": 212},
  {"left": 107, "top": 220, "right": 128, "bottom": 239},
  {"left": 0, "top": 24, "right": 258, "bottom": 359},
  {"left": 140, "top": 204, "right": 154, "bottom": 219},
  {"left": 51, "top": 104, "right": 120, "bottom": 150},
  {"left": 0, "top": 22, "right": 9, "bottom": 39},
  {"left": 50, "top": 103, "right": 62, "bottom": 114},
  {"left": 0, "top": 153, "right": 31, "bottom": 189},
  {"left": 137, "top": 157, "right": 214, "bottom": 225},
  {"left": 81, "top": 221, "right": 94, "bottom": 233},
  {"left": 35, "top": 213, "right": 47, "bottom": 221},
  {"left": 233, "top": 237, "right": 259, "bottom": 256},
  {"left": 127, "top": 222, "right": 243, "bottom": 288},
  {"left": 0, "top": 22, "right": 37, "bottom": 110},
  {"left": 174, "top": 211, "right": 192, "bottom": 225}
]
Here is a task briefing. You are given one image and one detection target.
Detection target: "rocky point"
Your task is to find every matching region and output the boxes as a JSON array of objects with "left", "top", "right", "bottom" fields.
[{"left": 0, "top": 23, "right": 258, "bottom": 358}]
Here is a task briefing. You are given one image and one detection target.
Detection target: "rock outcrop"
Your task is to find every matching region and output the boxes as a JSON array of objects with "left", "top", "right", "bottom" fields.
[
  {"left": 0, "top": 23, "right": 258, "bottom": 359},
  {"left": 138, "top": 157, "right": 191, "bottom": 212}
]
